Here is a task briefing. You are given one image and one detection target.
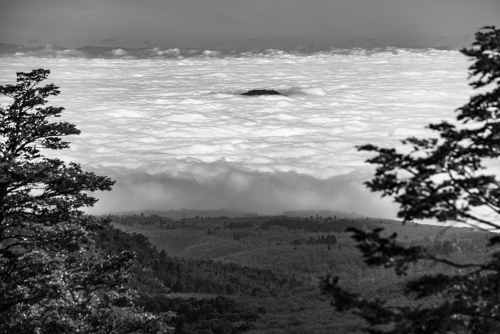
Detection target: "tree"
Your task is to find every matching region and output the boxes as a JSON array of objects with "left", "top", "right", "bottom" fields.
[
  {"left": 0, "top": 69, "right": 167, "bottom": 333},
  {"left": 322, "top": 26, "right": 500, "bottom": 333}
]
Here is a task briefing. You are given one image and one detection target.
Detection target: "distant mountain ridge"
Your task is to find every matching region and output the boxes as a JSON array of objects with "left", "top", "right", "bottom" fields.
[
  {"left": 109, "top": 209, "right": 259, "bottom": 219},
  {"left": 0, "top": 42, "right": 458, "bottom": 60},
  {"left": 282, "top": 210, "right": 365, "bottom": 219},
  {"left": 0, "top": 43, "right": 46, "bottom": 54},
  {"left": 0, "top": 43, "right": 155, "bottom": 57},
  {"left": 106, "top": 208, "right": 368, "bottom": 220}
]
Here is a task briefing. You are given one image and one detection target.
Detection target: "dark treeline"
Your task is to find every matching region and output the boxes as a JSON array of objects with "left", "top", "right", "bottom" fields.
[
  {"left": 260, "top": 216, "right": 381, "bottom": 233},
  {"left": 107, "top": 213, "right": 384, "bottom": 235},
  {"left": 95, "top": 226, "right": 303, "bottom": 297}
]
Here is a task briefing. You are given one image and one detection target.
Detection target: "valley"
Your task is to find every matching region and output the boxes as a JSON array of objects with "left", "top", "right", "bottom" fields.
[{"left": 100, "top": 209, "right": 491, "bottom": 333}]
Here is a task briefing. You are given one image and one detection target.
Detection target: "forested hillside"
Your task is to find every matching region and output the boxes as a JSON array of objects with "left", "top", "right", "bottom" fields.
[{"left": 95, "top": 212, "right": 494, "bottom": 333}]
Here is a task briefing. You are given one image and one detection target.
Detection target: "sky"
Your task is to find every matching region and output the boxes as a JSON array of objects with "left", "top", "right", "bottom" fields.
[{"left": 1, "top": 0, "right": 500, "bottom": 50}]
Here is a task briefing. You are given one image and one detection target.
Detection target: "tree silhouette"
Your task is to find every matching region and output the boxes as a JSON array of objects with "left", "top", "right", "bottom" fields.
[
  {"left": 322, "top": 26, "right": 500, "bottom": 333},
  {"left": 0, "top": 69, "right": 166, "bottom": 333}
]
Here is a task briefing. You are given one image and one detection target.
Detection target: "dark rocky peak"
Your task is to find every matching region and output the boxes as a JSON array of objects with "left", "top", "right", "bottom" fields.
[{"left": 240, "top": 89, "right": 282, "bottom": 96}]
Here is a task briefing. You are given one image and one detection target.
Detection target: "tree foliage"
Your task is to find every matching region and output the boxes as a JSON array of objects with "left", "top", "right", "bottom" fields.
[
  {"left": 322, "top": 26, "right": 500, "bottom": 334},
  {"left": 0, "top": 69, "right": 167, "bottom": 333}
]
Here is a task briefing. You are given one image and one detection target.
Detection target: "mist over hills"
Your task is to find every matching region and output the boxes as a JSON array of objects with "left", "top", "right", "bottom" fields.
[
  {"left": 110, "top": 209, "right": 257, "bottom": 220},
  {"left": 282, "top": 209, "right": 365, "bottom": 219},
  {"left": 107, "top": 208, "right": 365, "bottom": 220}
]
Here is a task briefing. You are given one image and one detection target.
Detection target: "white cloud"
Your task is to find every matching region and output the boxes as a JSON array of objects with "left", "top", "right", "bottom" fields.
[
  {"left": 0, "top": 49, "right": 472, "bottom": 216},
  {"left": 109, "top": 48, "right": 128, "bottom": 57}
]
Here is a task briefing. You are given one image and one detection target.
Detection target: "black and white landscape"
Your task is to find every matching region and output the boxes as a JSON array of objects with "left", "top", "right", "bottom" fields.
[{"left": 1, "top": 0, "right": 500, "bottom": 333}]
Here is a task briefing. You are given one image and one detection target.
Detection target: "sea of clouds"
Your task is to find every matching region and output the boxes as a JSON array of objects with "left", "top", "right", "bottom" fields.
[{"left": 0, "top": 47, "right": 474, "bottom": 217}]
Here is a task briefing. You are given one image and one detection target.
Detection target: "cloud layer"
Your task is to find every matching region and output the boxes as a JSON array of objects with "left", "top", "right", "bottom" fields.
[
  {"left": 91, "top": 162, "right": 397, "bottom": 217},
  {"left": 0, "top": 49, "right": 472, "bottom": 216}
]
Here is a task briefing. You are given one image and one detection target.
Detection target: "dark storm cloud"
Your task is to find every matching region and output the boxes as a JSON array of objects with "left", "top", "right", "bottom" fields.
[{"left": 1, "top": 0, "right": 499, "bottom": 48}]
